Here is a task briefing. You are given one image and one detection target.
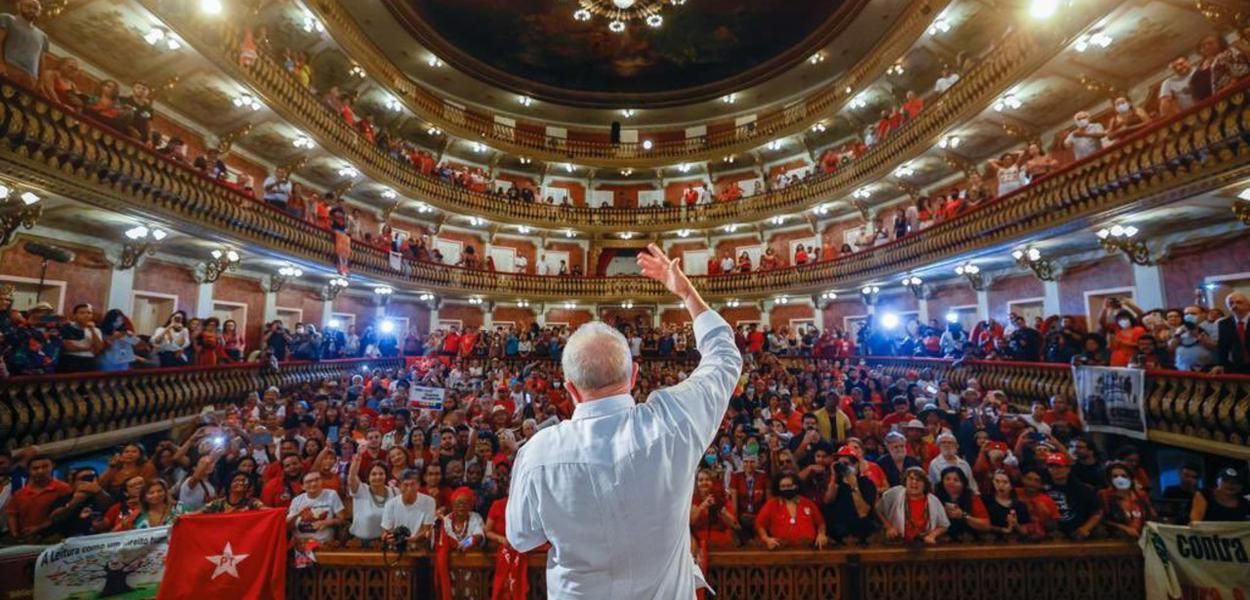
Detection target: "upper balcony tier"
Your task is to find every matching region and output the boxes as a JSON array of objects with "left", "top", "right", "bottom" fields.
[{"left": 2, "top": 70, "right": 1247, "bottom": 304}]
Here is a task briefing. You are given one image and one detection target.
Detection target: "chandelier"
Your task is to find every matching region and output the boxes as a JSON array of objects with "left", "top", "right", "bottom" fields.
[{"left": 573, "top": 0, "right": 687, "bottom": 32}]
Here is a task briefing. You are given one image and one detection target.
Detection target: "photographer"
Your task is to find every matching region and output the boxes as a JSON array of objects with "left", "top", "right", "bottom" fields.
[
  {"left": 262, "top": 320, "right": 292, "bottom": 362},
  {"left": 1167, "top": 305, "right": 1218, "bottom": 371},
  {"left": 823, "top": 446, "right": 877, "bottom": 545},
  {"left": 691, "top": 468, "right": 739, "bottom": 548},
  {"left": 1043, "top": 316, "right": 1084, "bottom": 363},
  {"left": 262, "top": 167, "right": 293, "bottom": 210},
  {"left": 380, "top": 469, "right": 435, "bottom": 549}
]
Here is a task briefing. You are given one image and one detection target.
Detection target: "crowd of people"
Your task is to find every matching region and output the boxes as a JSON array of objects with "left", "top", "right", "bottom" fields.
[
  {"left": 847, "top": 292, "right": 1250, "bottom": 374},
  {"left": 5, "top": 328, "right": 1247, "bottom": 560}
]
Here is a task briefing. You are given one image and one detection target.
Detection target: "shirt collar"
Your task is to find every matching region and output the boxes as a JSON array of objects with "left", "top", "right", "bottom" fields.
[{"left": 571, "top": 394, "right": 634, "bottom": 421}]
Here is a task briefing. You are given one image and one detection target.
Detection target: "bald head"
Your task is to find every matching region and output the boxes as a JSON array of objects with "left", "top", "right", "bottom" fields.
[
  {"left": 1228, "top": 292, "right": 1249, "bottom": 318},
  {"left": 562, "top": 322, "right": 633, "bottom": 400}
]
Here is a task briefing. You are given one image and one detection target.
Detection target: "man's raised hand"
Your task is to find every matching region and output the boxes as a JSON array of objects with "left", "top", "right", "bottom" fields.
[{"left": 637, "top": 244, "right": 692, "bottom": 299}]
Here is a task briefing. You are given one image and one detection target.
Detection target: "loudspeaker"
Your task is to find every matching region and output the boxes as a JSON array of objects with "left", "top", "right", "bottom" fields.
[
  {"left": 610, "top": 121, "right": 621, "bottom": 145},
  {"left": 24, "top": 241, "right": 75, "bottom": 263}
]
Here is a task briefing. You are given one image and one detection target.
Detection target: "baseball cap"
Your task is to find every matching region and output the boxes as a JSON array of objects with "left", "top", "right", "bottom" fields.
[
  {"left": 905, "top": 419, "right": 926, "bottom": 430},
  {"left": 835, "top": 445, "right": 859, "bottom": 459},
  {"left": 1218, "top": 467, "right": 1244, "bottom": 486},
  {"left": 1045, "top": 453, "right": 1073, "bottom": 467}
]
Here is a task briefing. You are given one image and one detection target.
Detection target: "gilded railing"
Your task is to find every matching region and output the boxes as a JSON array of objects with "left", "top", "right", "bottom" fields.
[
  {"left": 865, "top": 357, "right": 1250, "bottom": 459},
  {"left": 137, "top": 0, "right": 1096, "bottom": 232},
  {"left": 290, "top": 542, "right": 1142, "bottom": 600},
  {"left": 0, "top": 358, "right": 401, "bottom": 450},
  {"left": 1, "top": 76, "right": 1248, "bottom": 304},
  {"left": 304, "top": 0, "right": 949, "bottom": 166}
]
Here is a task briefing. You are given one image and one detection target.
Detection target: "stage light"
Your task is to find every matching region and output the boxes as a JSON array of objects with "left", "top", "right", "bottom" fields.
[{"left": 880, "top": 312, "right": 900, "bottom": 330}]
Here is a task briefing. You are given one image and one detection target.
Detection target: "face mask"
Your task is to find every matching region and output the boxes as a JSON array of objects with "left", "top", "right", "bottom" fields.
[
  {"left": 844, "top": 466, "right": 857, "bottom": 477},
  {"left": 1118, "top": 319, "right": 1131, "bottom": 329},
  {"left": 1115, "top": 102, "right": 1130, "bottom": 114},
  {"left": 1183, "top": 314, "right": 1198, "bottom": 325},
  {"left": 778, "top": 488, "right": 799, "bottom": 500},
  {"left": 296, "top": 328, "right": 306, "bottom": 335},
  {"left": 745, "top": 441, "right": 759, "bottom": 455},
  {"left": 746, "top": 387, "right": 755, "bottom": 394},
  {"left": 704, "top": 454, "right": 717, "bottom": 467},
  {"left": 1075, "top": 118, "right": 1090, "bottom": 128},
  {"left": 1112, "top": 476, "right": 1132, "bottom": 491}
]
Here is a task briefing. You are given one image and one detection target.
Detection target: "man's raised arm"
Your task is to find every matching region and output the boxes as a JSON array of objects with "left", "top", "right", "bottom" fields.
[{"left": 637, "top": 244, "right": 743, "bottom": 446}]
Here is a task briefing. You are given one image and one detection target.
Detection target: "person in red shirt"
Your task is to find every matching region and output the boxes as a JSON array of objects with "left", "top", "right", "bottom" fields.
[
  {"left": 874, "top": 109, "right": 892, "bottom": 140},
  {"left": 441, "top": 327, "right": 461, "bottom": 356},
  {"left": 261, "top": 454, "right": 304, "bottom": 509},
  {"left": 6, "top": 456, "right": 71, "bottom": 541},
  {"left": 844, "top": 438, "right": 888, "bottom": 490},
  {"left": 706, "top": 255, "right": 722, "bottom": 276},
  {"left": 880, "top": 397, "right": 915, "bottom": 431},
  {"left": 1042, "top": 395, "right": 1084, "bottom": 432},
  {"left": 728, "top": 453, "right": 768, "bottom": 536},
  {"left": 747, "top": 325, "right": 765, "bottom": 354},
  {"left": 902, "top": 90, "right": 924, "bottom": 120},
  {"left": 691, "top": 469, "right": 739, "bottom": 548},
  {"left": 458, "top": 326, "right": 478, "bottom": 358},
  {"left": 755, "top": 473, "right": 828, "bottom": 549},
  {"left": 1017, "top": 467, "right": 1059, "bottom": 535},
  {"left": 1099, "top": 462, "right": 1156, "bottom": 539},
  {"left": 934, "top": 466, "right": 991, "bottom": 540}
]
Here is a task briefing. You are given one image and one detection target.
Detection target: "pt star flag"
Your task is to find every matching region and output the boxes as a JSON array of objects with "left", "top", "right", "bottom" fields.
[{"left": 157, "top": 508, "right": 288, "bottom": 600}]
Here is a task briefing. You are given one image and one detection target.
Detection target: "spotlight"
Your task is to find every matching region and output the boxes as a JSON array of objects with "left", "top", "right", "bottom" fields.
[
  {"left": 379, "top": 320, "right": 395, "bottom": 333},
  {"left": 946, "top": 312, "right": 959, "bottom": 324},
  {"left": 880, "top": 312, "right": 900, "bottom": 330}
]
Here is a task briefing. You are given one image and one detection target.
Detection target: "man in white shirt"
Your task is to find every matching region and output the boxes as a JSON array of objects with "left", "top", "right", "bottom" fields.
[
  {"left": 719, "top": 252, "right": 736, "bottom": 274},
  {"left": 537, "top": 255, "right": 550, "bottom": 276},
  {"left": 1158, "top": 57, "right": 1196, "bottom": 117},
  {"left": 508, "top": 244, "right": 742, "bottom": 599},
  {"left": 927, "top": 432, "right": 978, "bottom": 493},
  {"left": 934, "top": 68, "right": 960, "bottom": 94},
  {"left": 1063, "top": 111, "right": 1108, "bottom": 161},
  {"left": 515, "top": 254, "right": 529, "bottom": 274},
  {"left": 287, "top": 471, "right": 346, "bottom": 544},
  {"left": 380, "top": 470, "right": 435, "bottom": 546}
]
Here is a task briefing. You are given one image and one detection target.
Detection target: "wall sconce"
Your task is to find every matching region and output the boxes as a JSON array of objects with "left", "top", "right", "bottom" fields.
[
  {"left": 622, "top": 301, "right": 634, "bottom": 309},
  {"left": 267, "top": 265, "right": 303, "bottom": 293},
  {"left": 1011, "top": 246, "right": 1055, "bottom": 281},
  {"left": 1095, "top": 224, "right": 1152, "bottom": 265},
  {"left": 954, "top": 262, "right": 984, "bottom": 291},
  {"left": 198, "top": 248, "right": 240, "bottom": 283},
  {"left": 517, "top": 299, "right": 530, "bottom": 308},
  {"left": 725, "top": 299, "right": 741, "bottom": 308},
  {"left": 321, "top": 277, "right": 349, "bottom": 301},
  {"left": 374, "top": 285, "right": 394, "bottom": 306},
  {"left": 0, "top": 184, "right": 42, "bottom": 246},
  {"left": 418, "top": 292, "right": 435, "bottom": 302},
  {"left": 1233, "top": 192, "right": 1250, "bottom": 226},
  {"left": 901, "top": 276, "right": 924, "bottom": 298},
  {"left": 118, "top": 225, "right": 167, "bottom": 270},
  {"left": 860, "top": 285, "right": 880, "bottom": 307}
]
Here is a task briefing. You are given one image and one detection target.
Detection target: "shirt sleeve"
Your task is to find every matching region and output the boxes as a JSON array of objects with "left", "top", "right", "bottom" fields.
[
  {"left": 504, "top": 454, "right": 548, "bottom": 552},
  {"left": 380, "top": 501, "right": 394, "bottom": 530},
  {"left": 646, "top": 310, "right": 743, "bottom": 451}
]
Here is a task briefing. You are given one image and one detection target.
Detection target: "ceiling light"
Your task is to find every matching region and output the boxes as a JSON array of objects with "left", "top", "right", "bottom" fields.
[
  {"left": 809, "top": 52, "right": 825, "bottom": 64},
  {"left": 338, "top": 165, "right": 359, "bottom": 178},
  {"left": 722, "top": 94, "right": 737, "bottom": 104},
  {"left": 426, "top": 55, "right": 444, "bottom": 67},
  {"left": 125, "top": 226, "right": 149, "bottom": 240},
  {"left": 381, "top": 189, "right": 397, "bottom": 200},
  {"left": 608, "top": 20, "right": 626, "bottom": 32},
  {"left": 887, "top": 63, "right": 905, "bottom": 76},
  {"left": 621, "top": 168, "right": 634, "bottom": 176},
  {"left": 622, "top": 300, "right": 635, "bottom": 309},
  {"left": 727, "top": 299, "right": 740, "bottom": 308},
  {"left": 416, "top": 202, "right": 433, "bottom": 213},
  {"left": 143, "top": 26, "right": 165, "bottom": 46},
  {"left": 519, "top": 157, "right": 532, "bottom": 165},
  {"left": 279, "top": 265, "right": 303, "bottom": 278},
  {"left": 426, "top": 126, "right": 442, "bottom": 136},
  {"left": 770, "top": 215, "right": 785, "bottom": 225},
  {"left": 200, "top": 0, "right": 223, "bottom": 14},
  {"left": 954, "top": 263, "right": 979, "bottom": 275},
  {"left": 946, "top": 312, "right": 960, "bottom": 323},
  {"left": 813, "top": 204, "right": 831, "bottom": 216},
  {"left": 766, "top": 139, "right": 782, "bottom": 151},
  {"left": 1238, "top": 187, "right": 1250, "bottom": 201},
  {"left": 565, "top": 229, "right": 575, "bottom": 238},
  {"left": 19, "top": 191, "right": 39, "bottom": 205},
  {"left": 928, "top": 18, "right": 951, "bottom": 35},
  {"left": 419, "top": 293, "right": 434, "bottom": 301},
  {"left": 472, "top": 142, "right": 487, "bottom": 153},
  {"left": 723, "top": 155, "right": 735, "bottom": 164},
  {"left": 810, "top": 123, "right": 827, "bottom": 133},
  {"left": 1029, "top": 0, "right": 1059, "bottom": 19},
  {"left": 677, "top": 229, "right": 690, "bottom": 238},
  {"left": 939, "top": 135, "right": 961, "bottom": 149},
  {"left": 517, "top": 299, "right": 530, "bottom": 308},
  {"left": 563, "top": 301, "right": 576, "bottom": 310},
  {"left": 678, "top": 163, "right": 691, "bottom": 173},
  {"left": 852, "top": 187, "right": 871, "bottom": 199},
  {"left": 468, "top": 297, "right": 482, "bottom": 305},
  {"left": 642, "top": 139, "right": 654, "bottom": 151},
  {"left": 517, "top": 225, "right": 531, "bottom": 234},
  {"left": 894, "top": 164, "right": 916, "bottom": 178},
  {"left": 646, "top": 14, "right": 662, "bottom": 27},
  {"left": 775, "top": 296, "right": 789, "bottom": 305},
  {"left": 469, "top": 216, "right": 483, "bottom": 226},
  {"left": 861, "top": 286, "right": 880, "bottom": 295},
  {"left": 383, "top": 95, "right": 403, "bottom": 112},
  {"left": 849, "top": 95, "right": 869, "bottom": 110},
  {"left": 993, "top": 93, "right": 1023, "bottom": 112},
  {"left": 723, "top": 223, "right": 738, "bottom": 233},
  {"left": 565, "top": 163, "right": 575, "bottom": 173},
  {"left": 821, "top": 291, "right": 837, "bottom": 300},
  {"left": 518, "top": 95, "right": 534, "bottom": 107},
  {"left": 902, "top": 276, "right": 923, "bottom": 286},
  {"left": 292, "top": 134, "right": 315, "bottom": 149},
  {"left": 348, "top": 64, "right": 366, "bottom": 78},
  {"left": 1075, "top": 31, "right": 1113, "bottom": 52},
  {"left": 621, "top": 109, "right": 635, "bottom": 118},
  {"left": 573, "top": 8, "right": 592, "bottom": 21},
  {"left": 844, "top": 86, "right": 853, "bottom": 95},
  {"left": 621, "top": 232, "right": 634, "bottom": 239}
]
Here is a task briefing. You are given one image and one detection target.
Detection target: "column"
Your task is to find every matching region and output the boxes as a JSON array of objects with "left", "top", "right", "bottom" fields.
[
  {"left": 976, "top": 289, "right": 990, "bottom": 321},
  {"left": 261, "top": 277, "right": 278, "bottom": 323},
  {"left": 195, "top": 282, "right": 214, "bottom": 317},
  {"left": 917, "top": 295, "right": 930, "bottom": 324},
  {"left": 320, "top": 298, "right": 333, "bottom": 330},
  {"left": 106, "top": 267, "right": 135, "bottom": 312},
  {"left": 811, "top": 299, "right": 825, "bottom": 331},
  {"left": 428, "top": 304, "right": 440, "bottom": 330},
  {"left": 651, "top": 305, "right": 661, "bottom": 329},
  {"left": 1132, "top": 263, "right": 1167, "bottom": 311},
  {"left": 1043, "top": 280, "right": 1061, "bottom": 317},
  {"left": 536, "top": 304, "right": 547, "bottom": 327},
  {"left": 760, "top": 301, "right": 773, "bottom": 330},
  {"left": 482, "top": 304, "right": 494, "bottom": 330}
]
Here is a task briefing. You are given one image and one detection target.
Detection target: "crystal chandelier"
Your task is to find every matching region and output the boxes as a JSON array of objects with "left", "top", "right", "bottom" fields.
[{"left": 572, "top": 0, "right": 687, "bottom": 32}]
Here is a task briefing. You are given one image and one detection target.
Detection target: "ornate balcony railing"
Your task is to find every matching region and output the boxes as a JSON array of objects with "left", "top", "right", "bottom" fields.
[
  {"left": 138, "top": 0, "right": 1097, "bottom": 232},
  {"left": 290, "top": 542, "right": 1142, "bottom": 600},
  {"left": 0, "top": 358, "right": 401, "bottom": 450},
  {"left": 865, "top": 356, "right": 1250, "bottom": 459},
  {"left": 1, "top": 74, "right": 1247, "bottom": 304},
  {"left": 301, "top": 0, "right": 949, "bottom": 167}
]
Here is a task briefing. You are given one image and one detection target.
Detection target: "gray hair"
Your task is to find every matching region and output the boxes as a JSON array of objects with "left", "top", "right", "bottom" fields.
[{"left": 561, "top": 322, "right": 632, "bottom": 392}]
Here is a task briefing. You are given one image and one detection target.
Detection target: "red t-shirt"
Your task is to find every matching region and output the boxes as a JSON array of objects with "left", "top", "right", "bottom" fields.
[
  {"left": 691, "top": 492, "right": 737, "bottom": 548},
  {"left": 487, "top": 497, "right": 507, "bottom": 536},
  {"left": 260, "top": 477, "right": 302, "bottom": 509},
  {"left": 459, "top": 333, "right": 477, "bottom": 357},
  {"left": 904, "top": 496, "right": 930, "bottom": 543},
  {"left": 729, "top": 471, "right": 767, "bottom": 516},
  {"left": 5, "top": 480, "right": 71, "bottom": 536},
  {"left": 756, "top": 497, "right": 824, "bottom": 546},
  {"left": 748, "top": 331, "right": 765, "bottom": 353},
  {"left": 442, "top": 333, "right": 461, "bottom": 353}
]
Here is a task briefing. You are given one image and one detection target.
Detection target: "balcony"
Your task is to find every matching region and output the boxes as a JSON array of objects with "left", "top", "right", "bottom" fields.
[{"left": 138, "top": 0, "right": 1102, "bottom": 232}]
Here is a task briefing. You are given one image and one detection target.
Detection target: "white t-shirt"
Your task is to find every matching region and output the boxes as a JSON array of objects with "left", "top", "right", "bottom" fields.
[
  {"left": 720, "top": 257, "right": 736, "bottom": 273},
  {"left": 350, "top": 483, "right": 398, "bottom": 540},
  {"left": 934, "top": 73, "right": 960, "bottom": 94},
  {"left": 514, "top": 256, "right": 528, "bottom": 274},
  {"left": 1158, "top": 74, "right": 1195, "bottom": 112},
  {"left": 380, "top": 493, "right": 437, "bottom": 538},
  {"left": 288, "top": 490, "right": 345, "bottom": 543},
  {"left": 441, "top": 512, "right": 485, "bottom": 547},
  {"left": 629, "top": 336, "right": 642, "bottom": 357},
  {"left": 1064, "top": 123, "right": 1108, "bottom": 161},
  {"left": 177, "top": 477, "right": 216, "bottom": 511}
]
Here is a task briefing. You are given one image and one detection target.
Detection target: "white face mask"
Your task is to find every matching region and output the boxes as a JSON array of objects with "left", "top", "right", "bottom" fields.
[
  {"left": 1112, "top": 476, "right": 1132, "bottom": 491},
  {"left": 844, "top": 466, "right": 857, "bottom": 477},
  {"left": 1118, "top": 319, "right": 1132, "bottom": 329},
  {"left": 1075, "top": 118, "right": 1090, "bottom": 128},
  {"left": 1115, "top": 102, "right": 1130, "bottom": 114}
]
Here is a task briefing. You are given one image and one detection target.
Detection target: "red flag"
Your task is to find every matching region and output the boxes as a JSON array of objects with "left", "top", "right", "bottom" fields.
[{"left": 156, "top": 508, "right": 287, "bottom": 600}]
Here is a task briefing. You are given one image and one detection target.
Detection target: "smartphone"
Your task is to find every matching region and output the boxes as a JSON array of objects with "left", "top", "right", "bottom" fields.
[
  {"left": 250, "top": 432, "right": 273, "bottom": 447},
  {"left": 326, "top": 425, "right": 340, "bottom": 443}
]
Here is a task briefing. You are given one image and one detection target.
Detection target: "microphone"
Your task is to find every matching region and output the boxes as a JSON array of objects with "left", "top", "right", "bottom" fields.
[{"left": 24, "top": 241, "right": 75, "bottom": 263}]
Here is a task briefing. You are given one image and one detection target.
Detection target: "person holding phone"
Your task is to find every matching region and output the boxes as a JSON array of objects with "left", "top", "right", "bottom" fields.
[
  {"left": 151, "top": 311, "right": 190, "bottom": 367},
  {"left": 1168, "top": 305, "right": 1219, "bottom": 371}
]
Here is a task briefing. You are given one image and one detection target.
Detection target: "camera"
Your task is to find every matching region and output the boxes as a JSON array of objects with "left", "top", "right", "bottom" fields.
[{"left": 383, "top": 526, "right": 412, "bottom": 566}]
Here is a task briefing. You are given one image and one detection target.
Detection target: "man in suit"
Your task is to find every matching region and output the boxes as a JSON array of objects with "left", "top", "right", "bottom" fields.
[{"left": 1214, "top": 291, "right": 1250, "bottom": 374}]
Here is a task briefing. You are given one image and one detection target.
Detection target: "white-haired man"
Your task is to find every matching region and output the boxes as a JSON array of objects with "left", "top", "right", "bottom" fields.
[{"left": 507, "top": 244, "right": 742, "bottom": 599}]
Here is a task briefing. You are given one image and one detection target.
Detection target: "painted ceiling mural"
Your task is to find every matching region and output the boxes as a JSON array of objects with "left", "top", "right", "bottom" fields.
[{"left": 393, "top": 0, "right": 846, "bottom": 95}]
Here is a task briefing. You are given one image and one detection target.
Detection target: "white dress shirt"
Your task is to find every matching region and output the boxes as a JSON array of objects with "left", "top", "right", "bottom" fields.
[{"left": 507, "top": 310, "right": 742, "bottom": 599}]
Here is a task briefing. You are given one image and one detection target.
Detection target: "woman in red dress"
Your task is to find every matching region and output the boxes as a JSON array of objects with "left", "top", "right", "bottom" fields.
[
  {"left": 691, "top": 468, "right": 739, "bottom": 548},
  {"left": 755, "top": 473, "right": 828, "bottom": 549}
]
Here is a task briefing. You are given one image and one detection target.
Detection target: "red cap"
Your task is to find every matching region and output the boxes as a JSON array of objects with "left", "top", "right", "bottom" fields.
[
  {"left": 1045, "top": 453, "right": 1073, "bottom": 467},
  {"left": 985, "top": 441, "right": 1009, "bottom": 453},
  {"left": 836, "top": 445, "right": 859, "bottom": 458}
]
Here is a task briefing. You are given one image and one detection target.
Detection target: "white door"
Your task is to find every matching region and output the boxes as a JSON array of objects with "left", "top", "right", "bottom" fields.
[
  {"left": 212, "top": 301, "right": 247, "bottom": 332},
  {"left": 435, "top": 238, "right": 463, "bottom": 265},
  {"left": 132, "top": 294, "right": 176, "bottom": 336},
  {"left": 488, "top": 246, "right": 516, "bottom": 273},
  {"left": 683, "top": 249, "right": 713, "bottom": 275},
  {"left": 541, "top": 250, "right": 570, "bottom": 274}
]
